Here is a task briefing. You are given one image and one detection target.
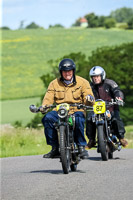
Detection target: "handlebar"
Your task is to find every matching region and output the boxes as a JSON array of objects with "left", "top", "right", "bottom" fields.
[
  {"left": 29, "top": 99, "right": 124, "bottom": 113},
  {"left": 70, "top": 103, "right": 93, "bottom": 110},
  {"left": 29, "top": 103, "right": 93, "bottom": 113},
  {"left": 29, "top": 104, "right": 56, "bottom": 113},
  {"left": 105, "top": 99, "right": 124, "bottom": 106}
]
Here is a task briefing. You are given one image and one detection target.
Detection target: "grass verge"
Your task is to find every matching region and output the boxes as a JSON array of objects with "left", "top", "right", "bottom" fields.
[
  {"left": 0, "top": 125, "right": 133, "bottom": 158},
  {"left": 0, "top": 127, "right": 50, "bottom": 158}
]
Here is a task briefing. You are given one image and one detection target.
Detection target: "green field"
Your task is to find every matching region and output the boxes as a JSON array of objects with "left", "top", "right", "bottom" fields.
[
  {"left": 1, "top": 97, "right": 40, "bottom": 125},
  {"left": 1, "top": 28, "right": 133, "bottom": 100},
  {"left": 0, "top": 125, "right": 133, "bottom": 158}
]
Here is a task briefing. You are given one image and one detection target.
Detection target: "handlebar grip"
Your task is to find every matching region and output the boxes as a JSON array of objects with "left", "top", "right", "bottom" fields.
[{"left": 29, "top": 105, "right": 38, "bottom": 113}]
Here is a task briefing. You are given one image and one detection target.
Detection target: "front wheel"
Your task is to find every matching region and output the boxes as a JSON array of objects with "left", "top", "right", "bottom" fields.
[
  {"left": 59, "top": 125, "right": 70, "bottom": 174},
  {"left": 97, "top": 125, "right": 108, "bottom": 161}
]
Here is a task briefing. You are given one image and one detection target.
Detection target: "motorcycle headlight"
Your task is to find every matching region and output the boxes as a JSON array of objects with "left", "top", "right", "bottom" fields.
[{"left": 58, "top": 107, "right": 68, "bottom": 118}]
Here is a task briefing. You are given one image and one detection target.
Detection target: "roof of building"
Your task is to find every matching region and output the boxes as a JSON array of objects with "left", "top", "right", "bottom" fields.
[{"left": 80, "top": 18, "right": 87, "bottom": 23}]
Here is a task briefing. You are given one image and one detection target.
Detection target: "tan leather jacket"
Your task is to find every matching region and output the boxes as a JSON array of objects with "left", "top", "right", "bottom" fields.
[{"left": 42, "top": 75, "right": 95, "bottom": 114}]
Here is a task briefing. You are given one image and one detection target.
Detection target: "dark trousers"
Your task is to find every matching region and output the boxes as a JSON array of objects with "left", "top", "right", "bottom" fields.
[
  {"left": 86, "top": 110, "right": 125, "bottom": 140},
  {"left": 42, "top": 111, "right": 87, "bottom": 147}
]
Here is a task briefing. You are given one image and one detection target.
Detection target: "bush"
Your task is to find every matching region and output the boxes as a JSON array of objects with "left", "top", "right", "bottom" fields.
[
  {"left": 104, "top": 18, "right": 116, "bottom": 28},
  {"left": 117, "top": 23, "right": 128, "bottom": 29},
  {"left": 127, "top": 17, "right": 133, "bottom": 29},
  {"left": 26, "top": 113, "right": 43, "bottom": 129},
  {"left": 13, "top": 121, "right": 22, "bottom": 128}
]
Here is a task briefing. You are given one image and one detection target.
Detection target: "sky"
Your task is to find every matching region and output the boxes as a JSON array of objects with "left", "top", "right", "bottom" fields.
[{"left": 1, "top": 0, "right": 133, "bottom": 29}]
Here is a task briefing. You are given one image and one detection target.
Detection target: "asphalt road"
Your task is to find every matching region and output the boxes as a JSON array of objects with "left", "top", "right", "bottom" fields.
[{"left": 1, "top": 149, "right": 133, "bottom": 200}]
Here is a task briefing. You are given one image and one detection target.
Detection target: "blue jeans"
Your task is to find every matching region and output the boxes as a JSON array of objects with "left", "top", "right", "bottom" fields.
[{"left": 42, "top": 111, "right": 87, "bottom": 147}]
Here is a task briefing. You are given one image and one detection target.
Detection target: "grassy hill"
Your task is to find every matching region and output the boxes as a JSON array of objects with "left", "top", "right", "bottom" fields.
[{"left": 1, "top": 28, "right": 133, "bottom": 100}]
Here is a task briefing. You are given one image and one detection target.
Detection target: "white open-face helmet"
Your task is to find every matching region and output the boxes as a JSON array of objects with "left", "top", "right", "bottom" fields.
[{"left": 89, "top": 66, "right": 106, "bottom": 83}]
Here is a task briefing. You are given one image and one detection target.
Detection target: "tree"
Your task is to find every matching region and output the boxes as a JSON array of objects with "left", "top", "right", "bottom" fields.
[
  {"left": 85, "top": 13, "right": 99, "bottom": 27},
  {"left": 0, "top": 26, "right": 10, "bottom": 30},
  {"left": 110, "top": 7, "right": 133, "bottom": 22},
  {"left": 49, "top": 24, "right": 64, "bottom": 28},
  {"left": 127, "top": 16, "right": 133, "bottom": 29},
  {"left": 72, "top": 18, "right": 81, "bottom": 27},
  {"left": 104, "top": 18, "right": 116, "bottom": 29},
  {"left": 25, "top": 22, "right": 43, "bottom": 29},
  {"left": 98, "top": 16, "right": 107, "bottom": 27}
]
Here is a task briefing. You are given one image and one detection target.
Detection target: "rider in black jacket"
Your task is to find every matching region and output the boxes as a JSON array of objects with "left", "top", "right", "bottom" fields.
[{"left": 86, "top": 66, "right": 128, "bottom": 148}]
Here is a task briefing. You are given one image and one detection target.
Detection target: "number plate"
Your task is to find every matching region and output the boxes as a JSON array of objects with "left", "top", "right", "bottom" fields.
[{"left": 93, "top": 101, "right": 106, "bottom": 114}]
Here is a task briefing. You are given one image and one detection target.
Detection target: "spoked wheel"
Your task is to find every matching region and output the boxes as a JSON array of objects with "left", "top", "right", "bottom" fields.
[
  {"left": 59, "top": 125, "right": 70, "bottom": 174},
  {"left": 97, "top": 125, "right": 108, "bottom": 161}
]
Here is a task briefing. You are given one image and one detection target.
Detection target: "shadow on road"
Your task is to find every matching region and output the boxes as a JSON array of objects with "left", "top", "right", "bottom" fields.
[
  {"left": 88, "top": 157, "right": 121, "bottom": 161},
  {"left": 30, "top": 169, "right": 86, "bottom": 174},
  {"left": 30, "top": 170, "right": 63, "bottom": 174},
  {"left": 88, "top": 157, "right": 102, "bottom": 161}
]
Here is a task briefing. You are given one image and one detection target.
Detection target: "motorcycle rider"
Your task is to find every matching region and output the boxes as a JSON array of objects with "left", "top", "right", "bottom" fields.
[
  {"left": 86, "top": 66, "right": 128, "bottom": 148},
  {"left": 41, "top": 58, "right": 95, "bottom": 159}
]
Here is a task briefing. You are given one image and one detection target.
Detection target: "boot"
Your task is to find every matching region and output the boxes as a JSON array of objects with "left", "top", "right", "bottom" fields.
[
  {"left": 87, "top": 139, "right": 96, "bottom": 149},
  {"left": 43, "top": 146, "right": 60, "bottom": 158},
  {"left": 78, "top": 146, "right": 89, "bottom": 159},
  {"left": 119, "top": 138, "right": 128, "bottom": 147}
]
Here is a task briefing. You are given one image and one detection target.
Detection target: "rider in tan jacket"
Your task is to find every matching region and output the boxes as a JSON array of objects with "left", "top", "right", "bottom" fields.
[
  {"left": 42, "top": 75, "right": 94, "bottom": 114},
  {"left": 41, "top": 58, "right": 95, "bottom": 159}
]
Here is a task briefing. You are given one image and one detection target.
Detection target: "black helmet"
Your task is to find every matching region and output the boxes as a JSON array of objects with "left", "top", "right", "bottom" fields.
[
  {"left": 59, "top": 58, "right": 76, "bottom": 84},
  {"left": 59, "top": 58, "right": 76, "bottom": 72}
]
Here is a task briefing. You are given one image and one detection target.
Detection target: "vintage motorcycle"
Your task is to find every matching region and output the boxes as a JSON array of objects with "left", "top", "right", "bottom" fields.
[
  {"left": 29, "top": 103, "right": 91, "bottom": 174},
  {"left": 91, "top": 99, "right": 122, "bottom": 161}
]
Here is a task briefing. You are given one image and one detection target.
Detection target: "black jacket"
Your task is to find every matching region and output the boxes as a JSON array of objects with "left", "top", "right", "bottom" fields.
[{"left": 91, "top": 79, "right": 124, "bottom": 112}]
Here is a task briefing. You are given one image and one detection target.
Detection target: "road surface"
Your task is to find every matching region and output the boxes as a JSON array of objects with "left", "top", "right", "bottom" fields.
[{"left": 1, "top": 149, "right": 133, "bottom": 200}]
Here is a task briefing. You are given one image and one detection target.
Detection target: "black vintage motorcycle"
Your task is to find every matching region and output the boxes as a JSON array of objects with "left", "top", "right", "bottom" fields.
[
  {"left": 29, "top": 103, "right": 91, "bottom": 174},
  {"left": 91, "top": 99, "right": 122, "bottom": 161}
]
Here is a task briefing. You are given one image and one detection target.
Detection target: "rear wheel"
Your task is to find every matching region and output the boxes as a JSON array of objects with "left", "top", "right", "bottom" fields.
[
  {"left": 59, "top": 125, "right": 70, "bottom": 174},
  {"left": 97, "top": 125, "right": 108, "bottom": 161}
]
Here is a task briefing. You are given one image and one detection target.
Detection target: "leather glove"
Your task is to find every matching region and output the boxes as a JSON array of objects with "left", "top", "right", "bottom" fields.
[
  {"left": 115, "top": 97, "right": 124, "bottom": 106},
  {"left": 86, "top": 95, "right": 94, "bottom": 102}
]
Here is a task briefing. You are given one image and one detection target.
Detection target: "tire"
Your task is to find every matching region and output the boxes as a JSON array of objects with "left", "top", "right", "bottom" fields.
[
  {"left": 70, "top": 164, "right": 77, "bottom": 172},
  {"left": 59, "top": 125, "right": 70, "bottom": 174},
  {"left": 97, "top": 125, "right": 108, "bottom": 161}
]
